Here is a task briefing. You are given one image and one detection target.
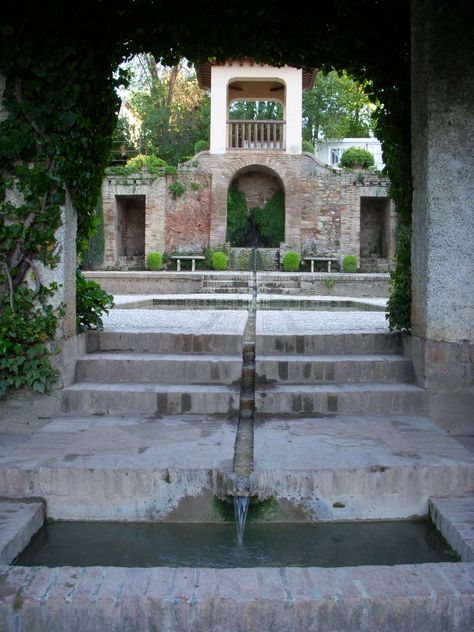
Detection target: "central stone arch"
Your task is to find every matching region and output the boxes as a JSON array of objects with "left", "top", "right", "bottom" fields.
[
  {"left": 197, "top": 151, "right": 304, "bottom": 250},
  {"left": 227, "top": 164, "right": 285, "bottom": 247}
]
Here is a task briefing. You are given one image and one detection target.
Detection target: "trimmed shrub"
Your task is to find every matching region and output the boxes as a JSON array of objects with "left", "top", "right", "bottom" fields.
[
  {"left": 212, "top": 251, "right": 227, "bottom": 270},
  {"left": 302, "top": 140, "right": 315, "bottom": 153},
  {"left": 282, "top": 251, "right": 301, "bottom": 272},
  {"left": 342, "top": 254, "right": 358, "bottom": 272},
  {"left": 340, "top": 147, "right": 375, "bottom": 169},
  {"left": 194, "top": 139, "right": 209, "bottom": 154},
  {"left": 146, "top": 252, "right": 163, "bottom": 271}
]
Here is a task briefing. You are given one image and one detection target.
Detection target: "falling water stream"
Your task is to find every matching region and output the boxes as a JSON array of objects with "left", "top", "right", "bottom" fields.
[{"left": 233, "top": 244, "right": 258, "bottom": 543}]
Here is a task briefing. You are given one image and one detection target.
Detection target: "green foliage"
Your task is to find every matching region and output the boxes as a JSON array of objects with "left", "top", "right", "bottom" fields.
[
  {"left": 0, "top": 284, "right": 62, "bottom": 397},
  {"left": 229, "top": 100, "right": 283, "bottom": 120},
  {"left": 126, "top": 154, "right": 167, "bottom": 172},
  {"left": 212, "top": 251, "right": 227, "bottom": 271},
  {"left": 168, "top": 181, "right": 186, "bottom": 198},
  {"left": 227, "top": 187, "right": 284, "bottom": 247},
  {"left": 303, "top": 70, "right": 375, "bottom": 144},
  {"left": 252, "top": 190, "right": 285, "bottom": 247},
  {"left": 194, "top": 139, "right": 209, "bottom": 153},
  {"left": 81, "top": 196, "right": 105, "bottom": 270},
  {"left": 342, "top": 255, "right": 358, "bottom": 272},
  {"left": 325, "top": 277, "right": 336, "bottom": 289},
  {"left": 106, "top": 154, "right": 168, "bottom": 176},
  {"left": 302, "top": 140, "right": 315, "bottom": 153},
  {"left": 340, "top": 147, "right": 375, "bottom": 169},
  {"left": 226, "top": 186, "right": 249, "bottom": 245},
  {"left": 386, "top": 222, "right": 411, "bottom": 332},
  {"left": 122, "top": 55, "right": 210, "bottom": 165},
  {"left": 191, "top": 181, "right": 201, "bottom": 191},
  {"left": 146, "top": 252, "right": 163, "bottom": 270},
  {"left": 76, "top": 270, "right": 114, "bottom": 333},
  {"left": 282, "top": 252, "right": 301, "bottom": 272}
]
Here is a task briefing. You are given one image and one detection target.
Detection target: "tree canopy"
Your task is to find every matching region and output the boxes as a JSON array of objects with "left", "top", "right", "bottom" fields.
[
  {"left": 303, "top": 70, "right": 375, "bottom": 143},
  {"left": 112, "top": 55, "right": 210, "bottom": 165}
]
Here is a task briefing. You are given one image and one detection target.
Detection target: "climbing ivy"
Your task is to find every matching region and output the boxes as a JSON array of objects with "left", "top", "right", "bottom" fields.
[{"left": 0, "top": 27, "right": 126, "bottom": 396}]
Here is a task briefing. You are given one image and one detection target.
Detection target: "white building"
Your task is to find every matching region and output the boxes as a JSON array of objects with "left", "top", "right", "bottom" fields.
[
  {"left": 316, "top": 138, "right": 384, "bottom": 170},
  {"left": 196, "top": 59, "right": 316, "bottom": 155}
]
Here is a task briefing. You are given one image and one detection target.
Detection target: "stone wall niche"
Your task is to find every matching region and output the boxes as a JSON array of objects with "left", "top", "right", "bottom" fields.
[
  {"left": 116, "top": 195, "right": 146, "bottom": 268},
  {"left": 359, "top": 196, "right": 391, "bottom": 272}
]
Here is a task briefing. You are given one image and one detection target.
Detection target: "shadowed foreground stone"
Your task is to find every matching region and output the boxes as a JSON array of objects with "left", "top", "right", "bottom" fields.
[{"left": 0, "top": 563, "right": 473, "bottom": 631}]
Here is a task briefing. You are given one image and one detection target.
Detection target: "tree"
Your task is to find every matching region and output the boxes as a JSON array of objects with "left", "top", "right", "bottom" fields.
[
  {"left": 303, "top": 70, "right": 375, "bottom": 143},
  {"left": 113, "top": 54, "right": 210, "bottom": 165}
]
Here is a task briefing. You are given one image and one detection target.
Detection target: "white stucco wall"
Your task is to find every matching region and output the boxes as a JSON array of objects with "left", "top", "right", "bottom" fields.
[
  {"left": 316, "top": 138, "right": 384, "bottom": 170},
  {"left": 210, "top": 63, "right": 302, "bottom": 155}
]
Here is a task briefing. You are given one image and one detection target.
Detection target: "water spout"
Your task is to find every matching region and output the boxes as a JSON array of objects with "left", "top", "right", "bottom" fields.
[{"left": 234, "top": 495, "right": 250, "bottom": 545}]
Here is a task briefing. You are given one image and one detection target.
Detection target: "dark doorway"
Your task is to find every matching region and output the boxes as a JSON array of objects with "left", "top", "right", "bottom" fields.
[{"left": 116, "top": 195, "right": 146, "bottom": 257}]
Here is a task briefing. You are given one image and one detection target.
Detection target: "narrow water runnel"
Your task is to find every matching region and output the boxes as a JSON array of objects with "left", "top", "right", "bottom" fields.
[{"left": 233, "top": 247, "right": 257, "bottom": 538}]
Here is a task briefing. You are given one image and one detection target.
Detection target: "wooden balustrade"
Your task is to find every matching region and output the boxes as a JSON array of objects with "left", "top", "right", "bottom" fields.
[{"left": 227, "top": 120, "right": 286, "bottom": 150}]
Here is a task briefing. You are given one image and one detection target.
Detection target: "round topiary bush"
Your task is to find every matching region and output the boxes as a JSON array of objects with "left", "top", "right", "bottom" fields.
[
  {"left": 342, "top": 254, "right": 358, "bottom": 272},
  {"left": 194, "top": 140, "right": 209, "bottom": 154},
  {"left": 282, "top": 251, "right": 301, "bottom": 272},
  {"left": 212, "top": 251, "right": 227, "bottom": 270},
  {"left": 146, "top": 252, "right": 163, "bottom": 271},
  {"left": 340, "top": 147, "right": 375, "bottom": 169},
  {"left": 302, "top": 140, "right": 315, "bottom": 153}
]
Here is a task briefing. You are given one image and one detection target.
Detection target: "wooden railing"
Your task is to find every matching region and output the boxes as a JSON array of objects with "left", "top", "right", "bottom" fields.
[{"left": 227, "top": 119, "right": 286, "bottom": 150}]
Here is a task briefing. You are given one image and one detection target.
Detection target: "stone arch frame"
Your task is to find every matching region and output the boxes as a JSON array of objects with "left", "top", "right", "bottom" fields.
[
  {"left": 226, "top": 162, "right": 285, "bottom": 247},
  {"left": 199, "top": 152, "right": 303, "bottom": 250}
]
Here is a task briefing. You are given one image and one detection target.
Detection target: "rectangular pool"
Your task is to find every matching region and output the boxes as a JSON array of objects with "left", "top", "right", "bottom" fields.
[{"left": 15, "top": 520, "right": 458, "bottom": 568}]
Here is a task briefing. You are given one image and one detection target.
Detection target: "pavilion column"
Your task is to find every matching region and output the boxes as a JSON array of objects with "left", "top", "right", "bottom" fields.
[{"left": 410, "top": 0, "right": 474, "bottom": 432}]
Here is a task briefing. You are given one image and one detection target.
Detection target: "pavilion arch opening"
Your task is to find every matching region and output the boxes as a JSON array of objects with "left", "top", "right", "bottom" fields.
[{"left": 226, "top": 166, "right": 285, "bottom": 248}]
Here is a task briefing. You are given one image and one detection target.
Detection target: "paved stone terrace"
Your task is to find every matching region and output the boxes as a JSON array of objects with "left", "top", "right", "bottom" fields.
[
  {"left": 253, "top": 414, "right": 474, "bottom": 520},
  {"left": 0, "top": 415, "right": 236, "bottom": 521}
]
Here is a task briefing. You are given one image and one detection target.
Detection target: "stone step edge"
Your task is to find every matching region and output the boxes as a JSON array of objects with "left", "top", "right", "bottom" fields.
[
  {"left": 77, "top": 352, "right": 243, "bottom": 362},
  {"left": 256, "top": 353, "right": 410, "bottom": 362},
  {"left": 0, "top": 500, "right": 45, "bottom": 565},
  {"left": 63, "top": 383, "right": 241, "bottom": 393}
]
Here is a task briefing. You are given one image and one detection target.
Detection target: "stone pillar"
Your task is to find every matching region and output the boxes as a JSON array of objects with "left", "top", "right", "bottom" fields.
[{"left": 411, "top": 0, "right": 474, "bottom": 432}]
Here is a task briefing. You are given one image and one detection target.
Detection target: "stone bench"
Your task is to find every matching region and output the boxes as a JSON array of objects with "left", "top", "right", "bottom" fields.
[
  {"left": 304, "top": 256, "right": 339, "bottom": 273},
  {"left": 170, "top": 255, "right": 205, "bottom": 272}
]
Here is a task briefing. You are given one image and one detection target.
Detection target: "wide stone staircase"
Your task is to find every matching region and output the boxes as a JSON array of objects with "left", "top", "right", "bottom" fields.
[
  {"left": 254, "top": 331, "right": 427, "bottom": 415},
  {"left": 200, "top": 274, "right": 252, "bottom": 294},
  {"left": 62, "top": 330, "right": 243, "bottom": 416},
  {"left": 257, "top": 273, "right": 301, "bottom": 295}
]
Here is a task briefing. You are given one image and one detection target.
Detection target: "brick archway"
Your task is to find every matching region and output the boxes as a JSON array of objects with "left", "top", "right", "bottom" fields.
[{"left": 198, "top": 152, "right": 306, "bottom": 250}]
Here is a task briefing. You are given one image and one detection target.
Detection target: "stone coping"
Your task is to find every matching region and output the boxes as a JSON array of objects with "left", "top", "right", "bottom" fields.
[
  {"left": 0, "top": 562, "right": 473, "bottom": 631},
  {"left": 0, "top": 501, "right": 44, "bottom": 565},
  {"left": 85, "top": 270, "right": 390, "bottom": 280}
]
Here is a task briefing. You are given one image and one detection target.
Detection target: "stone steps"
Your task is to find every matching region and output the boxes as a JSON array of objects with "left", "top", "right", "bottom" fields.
[
  {"left": 66, "top": 330, "right": 245, "bottom": 416},
  {"left": 198, "top": 287, "right": 252, "bottom": 294},
  {"left": 258, "top": 287, "right": 303, "bottom": 295},
  {"left": 255, "top": 382, "right": 428, "bottom": 415},
  {"left": 87, "top": 330, "right": 243, "bottom": 355},
  {"left": 256, "top": 353, "right": 414, "bottom": 384},
  {"left": 256, "top": 332, "right": 402, "bottom": 355},
  {"left": 76, "top": 352, "right": 243, "bottom": 384},
  {"left": 62, "top": 382, "right": 241, "bottom": 416}
]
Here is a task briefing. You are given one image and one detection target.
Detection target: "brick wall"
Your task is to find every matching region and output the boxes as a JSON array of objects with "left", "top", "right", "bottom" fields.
[{"left": 101, "top": 156, "right": 393, "bottom": 269}]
